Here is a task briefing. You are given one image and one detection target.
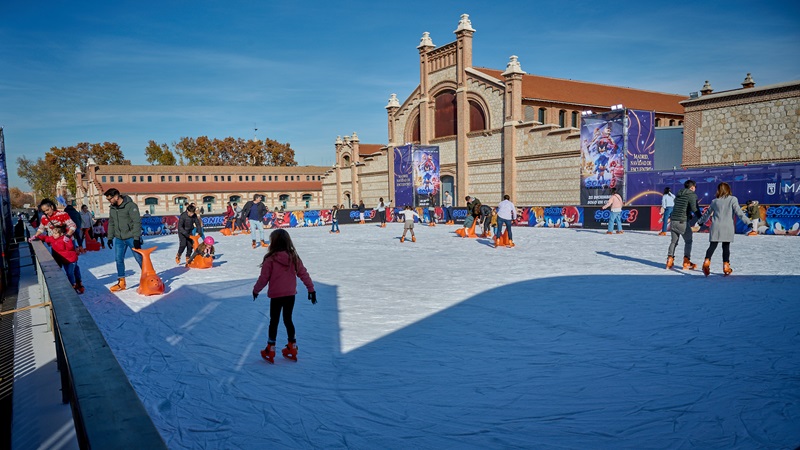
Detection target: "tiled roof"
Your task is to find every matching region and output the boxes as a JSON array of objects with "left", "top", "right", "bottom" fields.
[
  {"left": 473, "top": 68, "right": 686, "bottom": 115},
  {"left": 359, "top": 144, "right": 386, "bottom": 156},
  {"left": 96, "top": 165, "right": 330, "bottom": 175},
  {"left": 99, "top": 181, "right": 323, "bottom": 195}
]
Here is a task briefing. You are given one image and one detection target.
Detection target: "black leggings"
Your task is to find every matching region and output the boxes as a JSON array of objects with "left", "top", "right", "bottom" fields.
[
  {"left": 268, "top": 295, "right": 296, "bottom": 343},
  {"left": 705, "top": 241, "right": 731, "bottom": 262},
  {"left": 177, "top": 234, "right": 192, "bottom": 258}
]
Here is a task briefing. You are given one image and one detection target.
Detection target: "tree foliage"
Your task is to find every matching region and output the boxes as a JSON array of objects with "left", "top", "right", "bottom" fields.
[
  {"left": 9, "top": 187, "right": 35, "bottom": 209},
  {"left": 17, "top": 142, "right": 130, "bottom": 201},
  {"left": 169, "top": 136, "right": 297, "bottom": 166},
  {"left": 145, "top": 140, "right": 177, "bottom": 165}
]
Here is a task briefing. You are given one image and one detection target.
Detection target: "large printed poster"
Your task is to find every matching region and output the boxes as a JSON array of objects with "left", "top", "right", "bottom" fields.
[
  {"left": 626, "top": 110, "right": 655, "bottom": 173},
  {"left": 413, "top": 146, "right": 440, "bottom": 208},
  {"left": 393, "top": 145, "right": 414, "bottom": 208},
  {"left": 580, "top": 111, "right": 625, "bottom": 206}
]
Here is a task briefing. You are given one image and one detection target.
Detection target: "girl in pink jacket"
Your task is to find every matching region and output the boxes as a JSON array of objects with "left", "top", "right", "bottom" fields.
[{"left": 252, "top": 229, "right": 316, "bottom": 363}]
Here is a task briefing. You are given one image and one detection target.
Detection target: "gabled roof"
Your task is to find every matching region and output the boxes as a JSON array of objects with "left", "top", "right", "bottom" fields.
[
  {"left": 473, "top": 68, "right": 686, "bottom": 115},
  {"left": 359, "top": 144, "right": 386, "bottom": 156}
]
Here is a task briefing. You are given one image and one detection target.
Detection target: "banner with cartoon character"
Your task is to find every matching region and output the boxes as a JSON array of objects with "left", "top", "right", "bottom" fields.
[
  {"left": 413, "top": 146, "right": 440, "bottom": 208},
  {"left": 540, "top": 206, "right": 584, "bottom": 228},
  {"left": 393, "top": 145, "right": 414, "bottom": 208},
  {"left": 580, "top": 111, "right": 625, "bottom": 206},
  {"left": 762, "top": 205, "right": 800, "bottom": 236}
]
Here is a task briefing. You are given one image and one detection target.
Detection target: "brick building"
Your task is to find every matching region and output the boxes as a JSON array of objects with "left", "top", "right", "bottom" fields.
[
  {"left": 323, "top": 14, "right": 687, "bottom": 208},
  {"left": 681, "top": 75, "right": 800, "bottom": 167},
  {"left": 74, "top": 161, "right": 329, "bottom": 216}
]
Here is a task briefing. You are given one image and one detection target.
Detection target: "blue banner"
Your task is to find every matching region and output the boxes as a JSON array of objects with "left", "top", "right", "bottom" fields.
[
  {"left": 393, "top": 145, "right": 414, "bottom": 208},
  {"left": 580, "top": 111, "right": 625, "bottom": 205},
  {"left": 413, "top": 146, "right": 440, "bottom": 207}
]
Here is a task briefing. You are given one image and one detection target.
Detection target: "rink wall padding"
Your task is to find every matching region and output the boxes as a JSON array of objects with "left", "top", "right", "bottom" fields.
[{"left": 135, "top": 204, "right": 800, "bottom": 236}]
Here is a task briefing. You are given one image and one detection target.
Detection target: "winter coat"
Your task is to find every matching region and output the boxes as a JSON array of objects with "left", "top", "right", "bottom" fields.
[
  {"left": 178, "top": 212, "right": 202, "bottom": 237},
  {"left": 747, "top": 203, "right": 760, "bottom": 220},
  {"left": 661, "top": 192, "right": 675, "bottom": 208},
  {"left": 226, "top": 205, "right": 234, "bottom": 218},
  {"left": 443, "top": 193, "right": 453, "bottom": 208},
  {"left": 253, "top": 251, "right": 314, "bottom": 299},
  {"left": 80, "top": 211, "right": 93, "bottom": 229},
  {"left": 670, "top": 188, "right": 700, "bottom": 222},
  {"left": 38, "top": 210, "right": 77, "bottom": 236},
  {"left": 497, "top": 200, "right": 516, "bottom": 221},
  {"left": 241, "top": 201, "right": 267, "bottom": 222},
  {"left": 698, "top": 195, "right": 750, "bottom": 242},
  {"left": 358, "top": 203, "right": 365, "bottom": 213},
  {"left": 36, "top": 234, "right": 78, "bottom": 264},
  {"left": 107, "top": 195, "right": 142, "bottom": 240},
  {"left": 64, "top": 206, "right": 82, "bottom": 233}
]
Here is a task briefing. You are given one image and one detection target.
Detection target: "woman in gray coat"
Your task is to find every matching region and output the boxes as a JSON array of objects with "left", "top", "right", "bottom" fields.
[{"left": 696, "top": 182, "right": 751, "bottom": 276}]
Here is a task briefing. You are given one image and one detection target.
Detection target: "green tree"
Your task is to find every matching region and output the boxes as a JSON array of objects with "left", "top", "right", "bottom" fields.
[
  {"left": 171, "top": 136, "right": 296, "bottom": 166},
  {"left": 144, "top": 140, "right": 177, "bottom": 165},
  {"left": 17, "top": 142, "right": 130, "bottom": 201}
]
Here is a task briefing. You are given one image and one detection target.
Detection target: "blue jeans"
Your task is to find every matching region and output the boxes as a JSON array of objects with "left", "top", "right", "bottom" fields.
[
  {"left": 608, "top": 211, "right": 623, "bottom": 232},
  {"left": 250, "top": 220, "right": 265, "bottom": 242},
  {"left": 114, "top": 237, "right": 144, "bottom": 278},
  {"left": 331, "top": 221, "right": 339, "bottom": 232},
  {"left": 496, "top": 218, "right": 513, "bottom": 240},
  {"left": 442, "top": 207, "right": 451, "bottom": 222},
  {"left": 62, "top": 262, "right": 77, "bottom": 285},
  {"left": 661, "top": 207, "right": 673, "bottom": 232}
]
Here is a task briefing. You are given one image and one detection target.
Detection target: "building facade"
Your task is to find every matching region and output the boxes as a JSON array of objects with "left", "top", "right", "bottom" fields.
[
  {"left": 75, "top": 162, "right": 329, "bottom": 216},
  {"left": 681, "top": 75, "right": 800, "bottom": 168},
  {"left": 323, "top": 14, "right": 687, "bottom": 208}
]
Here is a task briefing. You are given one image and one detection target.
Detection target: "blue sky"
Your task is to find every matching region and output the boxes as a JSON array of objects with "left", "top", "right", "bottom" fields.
[{"left": 2, "top": 0, "right": 799, "bottom": 190}]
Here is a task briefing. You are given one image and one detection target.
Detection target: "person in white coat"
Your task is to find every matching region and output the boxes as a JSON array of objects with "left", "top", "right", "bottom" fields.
[{"left": 695, "top": 182, "right": 751, "bottom": 277}]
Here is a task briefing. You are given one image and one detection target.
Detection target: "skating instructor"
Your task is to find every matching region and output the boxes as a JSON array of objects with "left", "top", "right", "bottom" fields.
[{"left": 104, "top": 188, "right": 143, "bottom": 292}]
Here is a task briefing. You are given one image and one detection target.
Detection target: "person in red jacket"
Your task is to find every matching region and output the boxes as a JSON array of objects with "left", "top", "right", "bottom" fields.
[
  {"left": 30, "top": 225, "right": 84, "bottom": 294},
  {"left": 252, "top": 229, "right": 316, "bottom": 363}
]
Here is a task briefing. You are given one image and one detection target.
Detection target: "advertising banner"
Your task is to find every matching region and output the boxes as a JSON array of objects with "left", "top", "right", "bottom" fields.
[
  {"left": 539, "top": 206, "right": 585, "bottom": 228},
  {"left": 0, "top": 128, "right": 11, "bottom": 254},
  {"left": 583, "top": 206, "right": 651, "bottom": 231},
  {"left": 580, "top": 111, "right": 625, "bottom": 205},
  {"left": 763, "top": 205, "right": 800, "bottom": 236},
  {"left": 413, "top": 146, "right": 440, "bottom": 208},
  {"left": 626, "top": 162, "right": 800, "bottom": 206},
  {"left": 626, "top": 110, "right": 655, "bottom": 174},
  {"left": 393, "top": 145, "right": 414, "bottom": 208}
]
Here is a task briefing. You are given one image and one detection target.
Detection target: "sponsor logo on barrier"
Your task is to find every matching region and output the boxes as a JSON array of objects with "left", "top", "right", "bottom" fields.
[
  {"left": 544, "top": 207, "right": 562, "bottom": 216},
  {"left": 782, "top": 181, "right": 800, "bottom": 194},
  {"left": 452, "top": 209, "right": 468, "bottom": 218},
  {"left": 594, "top": 209, "right": 640, "bottom": 223},
  {"left": 766, "top": 206, "right": 800, "bottom": 217},
  {"left": 202, "top": 216, "right": 226, "bottom": 227},
  {"left": 767, "top": 183, "right": 776, "bottom": 196}
]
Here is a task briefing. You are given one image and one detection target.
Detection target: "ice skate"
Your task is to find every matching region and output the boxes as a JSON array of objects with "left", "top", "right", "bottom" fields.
[
  {"left": 666, "top": 256, "right": 674, "bottom": 269},
  {"left": 109, "top": 277, "right": 126, "bottom": 292},
  {"left": 658, "top": 232, "right": 667, "bottom": 236},
  {"left": 282, "top": 342, "right": 298, "bottom": 361},
  {"left": 175, "top": 254, "right": 181, "bottom": 265},
  {"left": 723, "top": 262, "right": 733, "bottom": 276},
  {"left": 261, "top": 240, "right": 268, "bottom": 247},
  {"left": 616, "top": 231, "right": 624, "bottom": 234},
  {"left": 682, "top": 257, "right": 697, "bottom": 270},
  {"left": 506, "top": 240, "right": 515, "bottom": 248},
  {"left": 400, "top": 236, "right": 405, "bottom": 243},
  {"left": 260, "top": 344, "right": 276, "bottom": 364},
  {"left": 702, "top": 258, "right": 711, "bottom": 277},
  {"left": 747, "top": 231, "right": 757, "bottom": 236},
  {"left": 411, "top": 236, "right": 416, "bottom": 242},
  {"left": 252, "top": 240, "right": 257, "bottom": 249}
]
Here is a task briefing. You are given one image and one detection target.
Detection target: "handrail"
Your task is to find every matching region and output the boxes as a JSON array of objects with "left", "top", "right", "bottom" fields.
[{"left": 27, "top": 230, "right": 166, "bottom": 449}]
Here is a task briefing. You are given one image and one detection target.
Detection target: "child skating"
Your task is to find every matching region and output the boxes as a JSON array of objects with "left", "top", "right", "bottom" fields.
[
  {"left": 252, "top": 229, "right": 316, "bottom": 363},
  {"left": 398, "top": 205, "right": 419, "bottom": 243},
  {"left": 329, "top": 205, "right": 340, "bottom": 233}
]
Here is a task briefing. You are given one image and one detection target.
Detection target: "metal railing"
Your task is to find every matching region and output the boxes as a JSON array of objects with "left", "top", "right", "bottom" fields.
[{"left": 27, "top": 228, "right": 166, "bottom": 449}]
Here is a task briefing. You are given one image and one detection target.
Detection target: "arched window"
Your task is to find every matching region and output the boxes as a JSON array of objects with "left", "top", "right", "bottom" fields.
[
  {"left": 342, "top": 154, "right": 350, "bottom": 166},
  {"left": 411, "top": 115, "right": 420, "bottom": 142},
  {"left": 202, "top": 195, "right": 216, "bottom": 213},
  {"left": 279, "top": 194, "right": 290, "bottom": 209},
  {"left": 571, "top": 111, "right": 579, "bottom": 128},
  {"left": 434, "top": 90, "right": 457, "bottom": 137},
  {"left": 302, "top": 194, "right": 312, "bottom": 209},
  {"left": 524, "top": 106, "right": 535, "bottom": 122},
  {"left": 174, "top": 196, "right": 188, "bottom": 213},
  {"left": 538, "top": 108, "right": 546, "bottom": 124},
  {"left": 469, "top": 101, "right": 486, "bottom": 132},
  {"left": 229, "top": 195, "right": 241, "bottom": 204},
  {"left": 669, "top": 119, "right": 675, "bottom": 126},
  {"left": 678, "top": 120, "right": 683, "bottom": 125},
  {"left": 655, "top": 118, "right": 661, "bottom": 127},
  {"left": 558, "top": 110, "right": 566, "bottom": 128}
]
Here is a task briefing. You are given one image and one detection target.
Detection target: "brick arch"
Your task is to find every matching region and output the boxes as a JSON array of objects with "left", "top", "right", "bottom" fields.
[
  {"left": 466, "top": 93, "right": 491, "bottom": 131},
  {"left": 404, "top": 107, "right": 421, "bottom": 143},
  {"left": 429, "top": 80, "right": 458, "bottom": 97},
  {"left": 340, "top": 152, "right": 352, "bottom": 166}
]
